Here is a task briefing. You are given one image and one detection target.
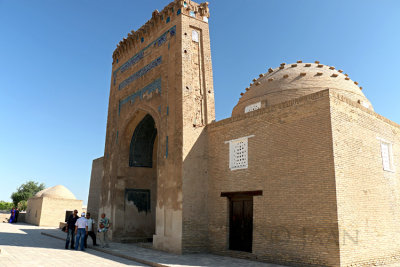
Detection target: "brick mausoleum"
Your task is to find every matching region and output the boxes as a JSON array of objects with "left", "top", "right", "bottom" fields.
[{"left": 87, "top": 1, "right": 400, "bottom": 266}]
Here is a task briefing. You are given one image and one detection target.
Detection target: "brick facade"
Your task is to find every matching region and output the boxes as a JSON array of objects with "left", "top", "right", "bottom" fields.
[{"left": 89, "top": 0, "right": 400, "bottom": 266}]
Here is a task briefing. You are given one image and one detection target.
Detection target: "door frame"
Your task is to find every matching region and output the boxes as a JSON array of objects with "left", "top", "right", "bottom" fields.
[{"left": 221, "top": 190, "right": 263, "bottom": 253}]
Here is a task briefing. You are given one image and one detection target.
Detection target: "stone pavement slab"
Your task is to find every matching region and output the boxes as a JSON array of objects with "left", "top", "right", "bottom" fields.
[
  {"left": 9, "top": 222, "right": 400, "bottom": 267},
  {"left": 0, "top": 222, "right": 145, "bottom": 267},
  {"left": 40, "top": 226, "right": 284, "bottom": 267}
]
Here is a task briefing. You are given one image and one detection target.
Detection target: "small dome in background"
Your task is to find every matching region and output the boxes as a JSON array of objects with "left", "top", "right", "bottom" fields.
[
  {"left": 34, "top": 185, "right": 77, "bottom": 200},
  {"left": 34, "top": 188, "right": 48, "bottom": 198},
  {"left": 232, "top": 62, "right": 372, "bottom": 116}
]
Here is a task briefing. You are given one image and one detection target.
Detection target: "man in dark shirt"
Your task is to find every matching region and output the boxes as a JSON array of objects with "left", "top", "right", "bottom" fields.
[
  {"left": 65, "top": 210, "right": 79, "bottom": 249},
  {"left": 14, "top": 208, "right": 19, "bottom": 223}
]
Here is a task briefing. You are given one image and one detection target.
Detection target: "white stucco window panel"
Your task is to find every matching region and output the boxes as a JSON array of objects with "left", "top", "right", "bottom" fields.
[
  {"left": 225, "top": 135, "right": 254, "bottom": 171},
  {"left": 192, "top": 30, "right": 199, "bottom": 42},
  {"left": 377, "top": 137, "right": 395, "bottom": 172},
  {"left": 361, "top": 101, "right": 370, "bottom": 109},
  {"left": 245, "top": 102, "right": 261, "bottom": 113}
]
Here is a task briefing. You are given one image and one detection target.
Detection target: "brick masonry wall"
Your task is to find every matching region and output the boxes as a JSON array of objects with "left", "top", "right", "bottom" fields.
[
  {"left": 87, "top": 157, "right": 103, "bottom": 223},
  {"left": 207, "top": 90, "right": 340, "bottom": 266},
  {"left": 330, "top": 92, "right": 400, "bottom": 266},
  {"left": 100, "top": 10, "right": 183, "bottom": 250},
  {"left": 99, "top": 0, "right": 213, "bottom": 253},
  {"left": 39, "top": 198, "right": 83, "bottom": 227},
  {"left": 25, "top": 197, "right": 43, "bottom": 226},
  {"left": 180, "top": 12, "right": 215, "bottom": 253}
]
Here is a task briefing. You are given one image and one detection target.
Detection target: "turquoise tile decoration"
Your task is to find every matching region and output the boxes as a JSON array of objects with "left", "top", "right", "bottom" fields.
[
  {"left": 119, "top": 78, "right": 162, "bottom": 115},
  {"left": 177, "top": 9, "right": 181, "bottom": 15},
  {"left": 157, "top": 34, "right": 167, "bottom": 46},
  {"left": 166, "top": 16, "right": 170, "bottom": 23},
  {"left": 113, "top": 26, "right": 176, "bottom": 81},
  {"left": 170, "top": 27, "right": 176, "bottom": 36},
  {"left": 119, "top": 57, "right": 162, "bottom": 90},
  {"left": 119, "top": 51, "right": 144, "bottom": 74},
  {"left": 190, "top": 11, "right": 195, "bottom": 17},
  {"left": 141, "top": 37, "right": 144, "bottom": 43}
]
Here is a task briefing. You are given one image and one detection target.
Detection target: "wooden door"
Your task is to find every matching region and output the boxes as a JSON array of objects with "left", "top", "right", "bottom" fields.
[{"left": 229, "top": 197, "right": 253, "bottom": 252}]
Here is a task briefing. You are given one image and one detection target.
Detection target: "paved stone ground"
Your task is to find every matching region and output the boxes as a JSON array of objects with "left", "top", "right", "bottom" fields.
[
  {"left": 40, "top": 227, "right": 280, "bottom": 267},
  {"left": 4, "top": 223, "right": 399, "bottom": 267},
  {"left": 1, "top": 222, "right": 284, "bottom": 267},
  {"left": 0, "top": 222, "right": 145, "bottom": 267}
]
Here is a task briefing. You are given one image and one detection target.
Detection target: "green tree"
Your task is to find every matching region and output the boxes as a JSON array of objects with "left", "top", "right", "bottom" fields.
[
  {"left": 11, "top": 181, "right": 45, "bottom": 207},
  {"left": 17, "top": 200, "right": 27, "bottom": 211},
  {"left": 0, "top": 201, "right": 13, "bottom": 211}
]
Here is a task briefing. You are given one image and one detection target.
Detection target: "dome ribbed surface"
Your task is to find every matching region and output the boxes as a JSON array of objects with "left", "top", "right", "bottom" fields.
[{"left": 232, "top": 62, "right": 372, "bottom": 116}]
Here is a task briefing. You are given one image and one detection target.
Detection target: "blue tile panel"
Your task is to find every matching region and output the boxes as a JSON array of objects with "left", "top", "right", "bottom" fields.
[
  {"left": 113, "top": 25, "right": 176, "bottom": 79},
  {"left": 119, "top": 78, "right": 162, "bottom": 115},
  {"left": 119, "top": 51, "right": 144, "bottom": 74},
  {"left": 118, "top": 56, "right": 162, "bottom": 90}
]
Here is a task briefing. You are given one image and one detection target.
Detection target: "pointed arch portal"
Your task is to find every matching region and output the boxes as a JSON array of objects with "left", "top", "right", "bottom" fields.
[{"left": 129, "top": 114, "right": 157, "bottom": 168}]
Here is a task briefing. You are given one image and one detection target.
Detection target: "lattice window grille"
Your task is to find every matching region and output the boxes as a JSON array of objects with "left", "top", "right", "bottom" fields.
[
  {"left": 379, "top": 139, "right": 395, "bottom": 172},
  {"left": 245, "top": 102, "right": 261, "bottom": 113},
  {"left": 226, "top": 135, "right": 254, "bottom": 170}
]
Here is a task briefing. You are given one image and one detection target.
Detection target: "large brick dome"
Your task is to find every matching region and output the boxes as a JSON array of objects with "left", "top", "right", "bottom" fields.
[{"left": 232, "top": 61, "right": 372, "bottom": 116}]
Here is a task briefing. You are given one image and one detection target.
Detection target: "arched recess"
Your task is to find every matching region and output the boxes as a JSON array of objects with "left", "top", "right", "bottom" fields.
[
  {"left": 129, "top": 114, "right": 157, "bottom": 168},
  {"left": 117, "top": 112, "right": 158, "bottom": 241}
]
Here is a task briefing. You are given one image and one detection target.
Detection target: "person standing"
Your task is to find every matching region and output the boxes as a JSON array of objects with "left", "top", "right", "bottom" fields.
[
  {"left": 8, "top": 208, "right": 15, "bottom": 223},
  {"left": 98, "top": 213, "right": 111, "bottom": 248},
  {"left": 75, "top": 212, "right": 88, "bottom": 251},
  {"left": 65, "top": 210, "right": 79, "bottom": 249},
  {"left": 84, "top": 212, "right": 98, "bottom": 248},
  {"left": 14, "top": 208, "right": 19, "bottom": 223}
]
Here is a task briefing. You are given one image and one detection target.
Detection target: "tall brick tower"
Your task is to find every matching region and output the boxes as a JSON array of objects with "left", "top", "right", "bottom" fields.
[{"left": 98, "top": 0, "right": 214, "bottom": 253}]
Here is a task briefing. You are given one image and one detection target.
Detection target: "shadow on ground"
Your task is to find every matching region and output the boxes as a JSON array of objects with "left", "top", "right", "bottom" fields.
[{"left": 0, "top": 222, "right": 144, "bottom": 266}]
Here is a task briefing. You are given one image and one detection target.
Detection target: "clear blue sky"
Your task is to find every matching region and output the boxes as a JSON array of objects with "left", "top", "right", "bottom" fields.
[{"left": 1, "top": 0, "right": 399, "bottom": 204}]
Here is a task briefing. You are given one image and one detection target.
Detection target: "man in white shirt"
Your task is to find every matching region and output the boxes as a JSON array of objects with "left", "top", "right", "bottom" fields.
[
  {"left": 74, "top": 212, "right": 88, "bottom": 251},
  {"left": 84, "top": 212, "right": 98, "bottom": 248}
]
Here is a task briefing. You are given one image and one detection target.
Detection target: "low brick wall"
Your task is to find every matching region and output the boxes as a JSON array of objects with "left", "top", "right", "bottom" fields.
[{"left": 0, "top": 212, "right": 26, "bottom": 223}]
